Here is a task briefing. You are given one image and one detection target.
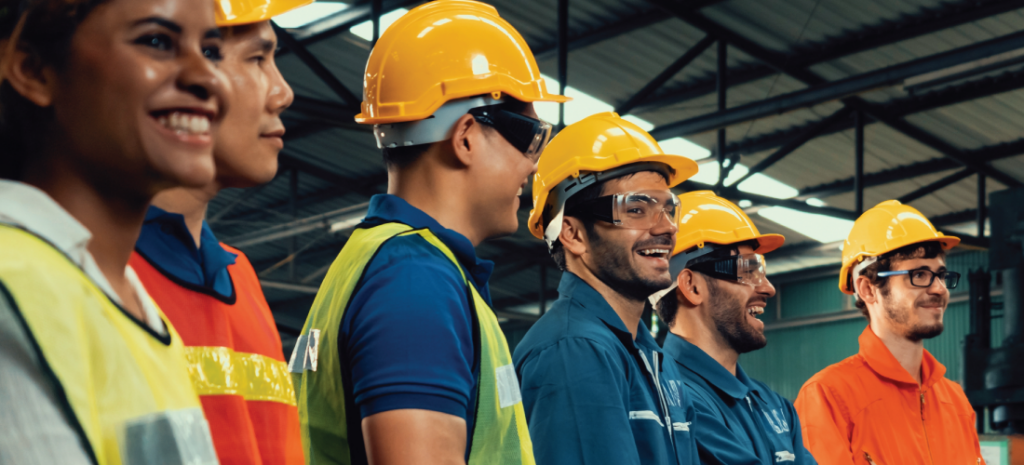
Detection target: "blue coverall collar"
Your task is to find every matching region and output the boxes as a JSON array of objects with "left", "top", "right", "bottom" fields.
[
  {"left": 557, "top": 272, "right": 663, "bottom": 356},
  {"left": 663, "top": 333, "right": 763, "bottom": 400}
]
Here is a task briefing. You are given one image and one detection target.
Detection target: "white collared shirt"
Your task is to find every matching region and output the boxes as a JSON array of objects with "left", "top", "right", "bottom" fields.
[{"left": 0, "top": 180, "right": 165, "bottom": 334}]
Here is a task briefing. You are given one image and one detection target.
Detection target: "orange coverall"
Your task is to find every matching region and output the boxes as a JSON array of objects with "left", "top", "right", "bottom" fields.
[{"left": 794, "top": 326, "right": 984, "bottom": 465}]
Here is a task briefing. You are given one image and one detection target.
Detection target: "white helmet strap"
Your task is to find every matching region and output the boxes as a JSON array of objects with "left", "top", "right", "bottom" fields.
[
  {"left": 373, "top": 96, "right": 502, "bottom": 149},
  {"left": 851, "top": 255, "right": 878, "bottom": 297}
]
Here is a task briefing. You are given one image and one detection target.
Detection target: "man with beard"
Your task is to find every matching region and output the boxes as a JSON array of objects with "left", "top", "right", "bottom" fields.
[
  {"left": 651, "top": 191, "right": 816, "bottom": 465},
  {"left": 513, "top": 112, "right": 700, "bottom": 465},
  {"left": 794, "top": 200, "right": 984, "bottom": 464}
]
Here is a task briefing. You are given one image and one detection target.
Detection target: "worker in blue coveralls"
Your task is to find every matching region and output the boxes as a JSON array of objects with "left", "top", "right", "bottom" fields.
[
  {"left": 514, "top": 112, "right": 700, "bottom": 465},
  {"left": 650, "top": 191, "right": 817, "bottom": 465}
]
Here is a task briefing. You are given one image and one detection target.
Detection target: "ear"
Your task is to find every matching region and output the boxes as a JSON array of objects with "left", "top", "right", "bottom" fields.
[
  {"left": 677, "top": 269, "right": 705, "bottom": 307},
  {"left": 448, "top": 113, "right": 483, "bottom": 169},
  {"left": 559, "top": 216, "right": 588, "bottom": 259},
  {"left": 2, "top": 44, "right": 56, "bottom": 108},
  {"left": 854, "top": 275, "right": 878, "bottom": 306}
]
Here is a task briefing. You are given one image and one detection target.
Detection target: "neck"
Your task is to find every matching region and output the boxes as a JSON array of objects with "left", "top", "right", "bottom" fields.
[
  {"left": 150, "top": 184, "right": 218, "bottom": 247},
  {"left": 671, "top": 310, "right": 740, "bottom": 375},
  {"left": 23, "top": 159, "right": 151, "bottom": 295},
  {"left": 568, "top": 266, "right": 645, "bottom": 340},
  {"left": 870, "top": 316, "right": 925, "bottom": 384},
  {"left": 387, "top": 162, "right": 483, "bottom": 246}
]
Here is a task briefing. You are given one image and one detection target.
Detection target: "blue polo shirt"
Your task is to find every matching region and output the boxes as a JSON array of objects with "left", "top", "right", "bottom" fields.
[
  {"left": 513, "top": 272, "right": 697, "bottom": 465},
  {"left": 339, "top": 194, "right": 493, "bottom": 438},
  {"left": 135, "top": 205, "right": 237, "bottom": 297},
  {"left": 662, "top": 334, "right": 816, "bottom": 465}
]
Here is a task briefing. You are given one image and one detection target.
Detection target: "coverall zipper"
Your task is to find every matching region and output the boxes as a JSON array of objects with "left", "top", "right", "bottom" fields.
[{"left": 920, "top": 389, "right": 934, "bottom": 464}]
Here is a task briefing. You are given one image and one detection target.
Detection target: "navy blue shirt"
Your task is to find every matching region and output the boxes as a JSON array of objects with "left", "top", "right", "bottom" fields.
[
  {"left": 339, "top": 194, "right": 494, "bottom": 431},
  {"left": 513, "top": 272, "right": 697, "bottom": 465},
  {"left": 135, "top": 205, "right": 236, "bottom": 297},
  {"left": 662, "top": 334, "right": 816, "bottom": 465}
]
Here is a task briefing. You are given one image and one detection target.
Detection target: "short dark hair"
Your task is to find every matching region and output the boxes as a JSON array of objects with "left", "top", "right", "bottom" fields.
[
  {"left": 852, "top": 241, "right": 947, "bottom": 320},
  {"left": 380, "top": 97, "right": 530, "bottom": 169},
  {"left": 1, "top": 0, "right": 112, "bottom": 179},
  {"left": 654, "top": 240, "right": 756, "bottom": 327}
]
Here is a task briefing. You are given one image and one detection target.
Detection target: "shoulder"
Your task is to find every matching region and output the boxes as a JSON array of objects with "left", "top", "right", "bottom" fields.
[
  {"left": 935, "top": 377, "right": 973, "bottom": 407},
  {"left": 515, "top": 331, "right": 626, "bottom": 375},
  {"left": 514, "top": 299, "right": 623, "bottom": 362},
  {"left": 802, "top": 353, "right": 867, "bottom": 390}
]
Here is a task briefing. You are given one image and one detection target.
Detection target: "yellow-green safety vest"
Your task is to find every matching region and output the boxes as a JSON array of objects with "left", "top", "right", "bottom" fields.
[
  {"left": 0, "top": 224, "right": 218, "bottom": 465},
  {"left": 291, "top": 222, "right": 535, "bottom": 465}
]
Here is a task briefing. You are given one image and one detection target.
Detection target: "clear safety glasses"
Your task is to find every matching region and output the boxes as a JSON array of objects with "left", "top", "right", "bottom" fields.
[
  {"left": 689, "top": 253, "right": 768, "bottom": 288},
  {"left": 565, "top": 190, "right": 681, "bottom": 230},
  {"left": 468, "top": 105, "right": 552, "bottom": 162},
  {"left": 876, "top": 269, "right": 961, "bottom": 289}
]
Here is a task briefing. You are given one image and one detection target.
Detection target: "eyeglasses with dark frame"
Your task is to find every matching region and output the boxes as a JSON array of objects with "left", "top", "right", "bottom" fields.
[{"left": 875, "top": 268, "right": 961, "bottom": 289}]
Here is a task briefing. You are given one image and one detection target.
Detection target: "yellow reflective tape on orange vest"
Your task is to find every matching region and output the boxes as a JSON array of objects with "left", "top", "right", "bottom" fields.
[{"left": 185, "top": 346, "right": 297, "bottom": 406}]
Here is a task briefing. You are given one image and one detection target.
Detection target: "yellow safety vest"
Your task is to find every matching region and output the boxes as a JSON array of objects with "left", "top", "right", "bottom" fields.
[
  {"left": 0, "top": 225, "right": 218, "bottom": 465},
  {"left": 291, "top": 222, "right": 534, "bottom": 465}
]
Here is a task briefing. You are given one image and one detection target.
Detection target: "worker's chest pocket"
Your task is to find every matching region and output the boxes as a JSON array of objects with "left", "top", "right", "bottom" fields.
[{"left": 626, "top": 379, "right": 673, "bottom": 464}]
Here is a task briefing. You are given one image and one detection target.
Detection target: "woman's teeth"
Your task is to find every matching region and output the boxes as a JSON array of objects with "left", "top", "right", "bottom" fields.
[
  {"left": 747, "top": 306, "right": 765, "bottom": 316},
  {"left": 157, "top": 112, "right": 210, "bottom": 135}
]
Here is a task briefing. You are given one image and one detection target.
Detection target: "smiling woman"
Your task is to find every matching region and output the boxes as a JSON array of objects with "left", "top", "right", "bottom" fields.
[{"left": 0, "top": 0, "right": 228, "bottom": 463}]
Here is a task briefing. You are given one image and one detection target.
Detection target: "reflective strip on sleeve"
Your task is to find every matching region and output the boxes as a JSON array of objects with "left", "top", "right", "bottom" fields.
[{"left": 185, "top": 346, "right": 297, "bottom": 406}]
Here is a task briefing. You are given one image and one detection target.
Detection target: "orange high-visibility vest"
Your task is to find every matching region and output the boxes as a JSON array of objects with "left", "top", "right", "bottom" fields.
[
  {"left": 131, "top": 245, "right": 303, "bottom": 465},
  {"left": 794, "top": 326, "right": 984, "bottom": 465}
]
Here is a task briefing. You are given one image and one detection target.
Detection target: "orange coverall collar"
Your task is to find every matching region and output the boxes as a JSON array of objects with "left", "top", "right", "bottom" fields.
[{"left": 858, "top": 326, "right": 947, "bottom": 388}]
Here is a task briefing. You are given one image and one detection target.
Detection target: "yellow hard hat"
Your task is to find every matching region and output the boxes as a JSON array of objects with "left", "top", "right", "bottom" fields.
[
  {"left": 215, "top": 0, "right": 314, "bottom": 26},
  {"left": 672, "top": 190, "right": 785, "bottom": 257},
  {"left": 356, "top": 0, "right": 568, "bottom": 125},
  {"left": 838, "top": 200, "right": 960, "bottom": 294},
  {"left": 528, "top": 112, "right": 699, "bottom": 243}
]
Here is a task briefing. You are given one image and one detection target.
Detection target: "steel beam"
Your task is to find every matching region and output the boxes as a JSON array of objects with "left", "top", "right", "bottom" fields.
[
  {"left": 855, "top": 111, "right": 865, "bottom": 214},
  {"left": 800, "top": 139, "right": 1024, "bottom": 198},
  {"left": 285, "top": 0, "right": 422, "bottom": 46},
  {"left": 651, "top": 5, "right": 1024, "bottom": 189},
  {"left": 648, "top": 29, "right": 1024, "bottom": 139},
  {"left": 881, "top": 117, "right": 1022, "bottom": 188},
  {"left": 260, "top": 280, "right": 320, "bottom": 294},
  {"left": 723, "top": 68, "right": 1024, "bottom": 157},
  {"left": 272, "top": 23, "right": 361, "bottom": 108},
  {"left": 224, "top": 202, "right": 369, "bottom": 248},
  {"left": 716, "top": 39, "right": 728, "bottom": 189},
  {"left": 371, "top": 0, "right": 382, "bottom": 45},
  {"left": 680, "top": 180, "right": 860, "bottom": 220},
  {"left": 557, "top": 0, "right": 569, "bottom": 129},
  {"left": 532, "top": 0, "right": 727, "bottom": 60},
  {"left": 978, "top": 174, "right": 987, "bottom": 237},
  {"left": 615, "top": 35, "right": 714, "bottom": 116},
  {"left": 632, "top": 0, "right": 1024, "bottom": 114},
  {"left": 897, "top": 169, "right": 974, "bottom": 204},
  {"left": 728, "top": 107, "right": 853, "bottom": 188}
]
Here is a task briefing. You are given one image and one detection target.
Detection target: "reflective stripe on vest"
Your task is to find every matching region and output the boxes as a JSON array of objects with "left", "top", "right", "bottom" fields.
[
  {"left": 130, "top": 249, "right": 304, "bottom": 465},
  {"left": 291, "top": 222, "right": 535, "bottom": 465},
  {"left": 0, "top": 225, "right": 218, "bottom": 465}
]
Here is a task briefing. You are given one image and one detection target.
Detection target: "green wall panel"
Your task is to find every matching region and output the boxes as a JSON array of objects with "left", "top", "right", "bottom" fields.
[
  {"left": 780, "top": 276, "right": 846, "bottom": 319},
  {"left": 741, "top": 318, "right": 866, "bottom": 401}
]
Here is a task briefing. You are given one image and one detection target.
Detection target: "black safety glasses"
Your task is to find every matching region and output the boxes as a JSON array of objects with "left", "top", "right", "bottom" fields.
[
  {"left": 688, "top": 253, "right": 768, "bottom": 288},
  {"left": 876, "top": 269, "right": 961, "bottom": 289},
  {"left": 565, "top": 190, "right": 681, "bottom": 230},
  {"left": 468, "top": 105, "right": 552, "bottom": 162}
]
